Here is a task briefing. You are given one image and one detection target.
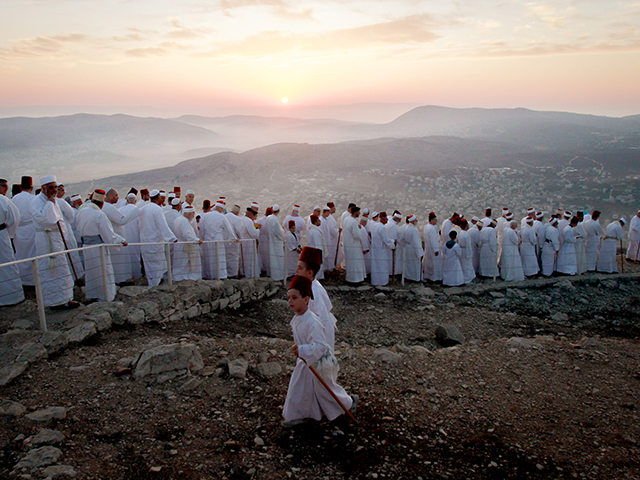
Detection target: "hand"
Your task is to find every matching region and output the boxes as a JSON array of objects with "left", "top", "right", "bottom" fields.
[
  {"left": 122, "top": 241, "right": 128, "bottom": 247},
  {"left": 198, "top": 239, "right": 203, "bottom": 245},
  {"left": 339, "top": 228, "right": 342, "bottom": 233},
  {"left": 435, "top": 252, "right": 439, "bottom": 256},
  {"left": 292, "top": 344, "right": 299, "bottom": 358}
]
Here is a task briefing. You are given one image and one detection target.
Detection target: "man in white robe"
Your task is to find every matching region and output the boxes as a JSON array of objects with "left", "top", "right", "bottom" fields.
[
  {"left": 625, "top": 210, "right": 640, "bottom": 261},
  {"left": 224, "top": 205, "right": 242, "bottom": 278},
  {"left": 165, "top": 198, "right": 182, "bottom": 234},
  {"left": 371, "top": 212, "right": 395, "bottom": 286},
  {"left": 574, "top": 211, "right": 588, "bottom": 274},
  {"left": 201, "top": 201, "right": 231, "bottom": 280},
  {"left": 76, "top": 189, "right": 127, "bottom": 302},
  {"left": 556, "top": 217, "right": 578, "bottom": 275},
  {"left": 469, "top": 219, "right": 483, "bottom": 275},
  {"left": 479, "top": 220, "right": 498, "bottom": 278},
  {"left": 423, "top": 212, "right": 443, "bottom": 282},
  {"left": 285, "top": 220, "right": 302, "bottom": 279},
  {"left": 533, "top": 211, "right": 545, "bottom": 260},
  {"left": 120, "top": 193, "right": 142, "bottom": 279},
  {"left": 11, "top": 176, "right": 37, "bottom": 286},
  {"left": 583, "top": 210, "right": 603, "bottom": 271},
  {"left": 307, "top": 214, "right": 328, "bottom": 280},
  {"left": 541, "top": 218, "right": 560, "bottom": 276},
  {"left": 388, "top": 212, "right": 403, "bottom": 275},
  {"left": 284, "top": 204, "right": 307, "bottom": 241},
  {"left": 520, "top": 217, "right": 539, "bottom": 277},
  {"left": 495, "top": 207, "right": 509, "bottom": 262},
  {"left": 359, "top": 216, "right": 372, "bottom": 276},
  {"left": 500, "top": 221, "right": 524, "bottom": 281},
  {"left": 481, "top": 208, "right": 493, "bottom": 228},
  {"left": 401, "top": 215, "right": 424, "bottom": 282},
  {"left": 172, "top": 206, "right": 202, "bottom": 281},
  {"left": 55, "top": 185, "right": 84, "bottom": 280},
  {"left": 0, "top": 184, "right": 24, "bottom": 306},
  {"left": 266, "top": 205, "right": 286, "bottom": 281},
  {"left": 596, "top": 218, "right": 625, "bottom": 273},
  {"left": 31, "top": 175, "right": 77, "bottom": 308},
  {"left": 323, "top": 203, "right": 340, "bottom": 271},
  {"left": 442, "top": 231, "right": 464, "bottom": 286},
  {"left": 139, "top": 190, "right": 178, "bottom": 286},
  {"left": 521, "top": 207, "right": 536, "bottom": 228},
  {"left": 237, "top": 207, "right": 261, "bottom": 278},
  {"left": 458, "top": 219, "right": 475, "bottom": 284},
  {"left": 342, "top": 207, "right": 366, "bottom": 283},
  {"left": 181, "top": 190, "right": 195, "bottom": 212},
  {"left": 104, "top": 188, "right": 141, "bottom": 283}
]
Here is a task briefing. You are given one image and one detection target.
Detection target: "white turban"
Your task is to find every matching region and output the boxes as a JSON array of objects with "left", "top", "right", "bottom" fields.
[
  {"left": 39, "top": 175, "right": 56, "bottom": 185},
  {"left": 272, "top": 204, "right": 280, "bottom": 212}
]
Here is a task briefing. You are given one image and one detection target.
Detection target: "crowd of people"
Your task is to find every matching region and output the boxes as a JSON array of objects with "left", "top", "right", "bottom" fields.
[{"left": 1, "top": 175, "right": 638, "bottom": 308}]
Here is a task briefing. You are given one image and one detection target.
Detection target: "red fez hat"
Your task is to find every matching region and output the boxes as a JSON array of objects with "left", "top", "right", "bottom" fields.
[
  {"left": 266, "top": 207, "right": 273, "bottom": 216},
  {"left": 327, "top": 202, "right": 335, "bottom": 208},
  {"left": 310, "top": 214, "right": 319, "bottom": 224},
  {"left": 288, "top": 275, "right": 313, "bottom": 299},
  {"left": 288, "top": 220, "right": 296, "bottom": 228},
  {"left": 140, "top": 188, "right": 149, "bottom": 196},
  {"left": 300, "top": 246, "right": 322, "bottom": 266},
  {"left": 379, "top": 211, "right": 387, "bottom": 219},
  {"left": 21, "top": 176, "right": 33, "bottom": 189},
  {"left": 174, "top": 186, "right": 181, "bottom": 192},
  {"left": 428, "top": 212, "right": 436, "bottom": 220},
  {"left": 203, "top": 199, "right": 211, "bottom": 209}
]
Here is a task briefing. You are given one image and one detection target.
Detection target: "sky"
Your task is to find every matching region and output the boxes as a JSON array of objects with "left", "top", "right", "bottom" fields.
[{"left": 1, "top": 0, "right": 640, "bottom": 120}]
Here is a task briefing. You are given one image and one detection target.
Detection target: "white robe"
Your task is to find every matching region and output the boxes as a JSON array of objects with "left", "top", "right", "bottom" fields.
[
  {"left": 31, "top": 193, "right": 74, "bottom": 306},
  {"left": 458, "top": 229, "right": 475, "bottom": 284},
  {"left": 596, "top": 222, "right": 624, "bottom": 273},
  {"left": 370, "top": 221, "right": 394, "bottom": 285},
  {"left": 583, "top": 219, "right": 603, "bottom": 271},
  {"left": 266, "top": 214, "right": 285, "bottom": 281},
  {"left": 282, "top": 309, "right": 352, "bottom": 422},
  {"left": 120, "top": 203, "right": 142, "bottom": 278},
  {"left": 172, "top": 215, "right": 202, "bottom": 281},
  {"left": 500, "top": 228, "right": 524, "bottom": 281},
  {"left": 574, "top": 222, "right": 588, "bottom": 274},
  {"left": 422, "top": 223, "right": 443, "bottom": 281},
  {"left": 393, "top": 222, "right": 405, "bottom": 274},
  {"left": 0, "top": 194, "right": 24, "bottom": 306},
  {"left": 520, "top": 225, "right": 539, "bottom": 276},
  {"left": 236, "top": 216, "right": 260, "bottom": 278},
  {"left": 307, "top": 225, "right": 328, "bottom": 281},
  {"left": 442, "top": 241, "right": 463, "bottom": 286},
  {"left": 257, "top": 215, "right": 270, "bottom": 274},
  {"left": 541, "top": 225, "right": 560, "bottom": 276},
  {"left": 323, "top": 214, "right": 340, "bottom": 270},
  {"left": 626, "top": 215, "right": 640, "bottom": 260},
  {"left": 11, "top": 191, "right": 37, "bottom": 285},
  {"left": 342, "top": 216, "right": 365, "bottom": 283},
  {"left": 479, "top": 226, "right": 498, "bottom": 278},
  {"left": 360, "top": 222, "right": 372, "bottom": 275},
  {"left": 556, "top": 225, "right": 577, "bottom": 275},
  {"left": 401, "top": 224, "right": 424, "bottom": 282},
  {"left": 283, "top": 214, "right": 307, "bottom": 240},
  {"left": 201, "top": 210, "right": 229, "bottom": 280},
  {"left": 103, "top": 201, "right": 141, "bottom": 283},
  {"left": 468, "top": 225, "right": 481, "bottom": 274},
  {"left": 75, "top": 203, "right": 125, "bottom": 301},
  {"left": 57, "top": 197, "right": 84, "bottom": 280},
  {"left": 139, "top": 202, "right": 177, "bottom": 286},
  {"left": 310, "top": 279, "right": 337, "bottom": 351},
  {"left": 285, "top": 230, "right": 301, "bottom": 278}
]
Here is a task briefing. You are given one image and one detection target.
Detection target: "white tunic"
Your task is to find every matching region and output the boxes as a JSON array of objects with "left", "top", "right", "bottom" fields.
[
  {"left": 103, "top": 201, "right": 141, "bottom": 283},
  {"left": 342, "top": 216, "right": 366, "bottom": 283},
  {"left": 307, "top": 225, "right": 327, "bottom": 281},
  {"left": 283, "top": 214, "right": 307, "bottom": 239},
  {"left": 467, "top": 225, "right": 481, "bottom": 274},
  {"left": 285, "top": 230, "right": 301, "bottom": 278},
  {"left": 282, "top": 309, "right": 352, "bottom": 422},
  {"left": 0, "top": 194, "right": 24, "bottom": 306},
  {"left": 266, "top": 214, "right": 285, "bottom": 281},
  {"left": 360, "top": 222, "right": 372, "bottom": 275},
  {"left": 478, "top": 226, "right": 498, "bottom": 278},
  {"left": 31, "top": 193, "right": 74, "bottom": 306},
  {"left": 139, "top": 202, "right": 177, "bottom": 286},
  {"left": 583, "top": 219, "right": 603, "bottom": 271},
  {"left": 574, "top": 221, "right": 588, "bottom": 274},
  {"left": 541, "top": 225, "right": 560, "bottom": 276},
  {"left": 200, "top": 210, "right": 229, "bottom": 280},
  {"left": 11, "top": 191, "right": 37, "bottom": 285},
  {"left": 423, "top": 223, "right": 443, "bottom": 281},
  {"left": 257, "top": 215, "right": 270, "bottom": 274},
  {"left": 310, "top": 279, "right": 337, "bottom": 351},
  {"left": 500, "top": 228, "right": 524, "bottom": 281},
  {"left": 442, "top": 241, "right": 463, "bottom": 286},
  {"left": 596, "top": 222, "right": 624, "bottom": 273},
  {"left": 75, "top": 203, "right": 125, "bottom": 301},
  {"left": 172, "top": 214, "right": 202, "bottom": 281},
  {"left": 626, "top": 215, "right": 640, "bottom": 260},
  {"left": 236, "top": 215, "right": 260, "bottom": 278},
  {"left": 120, "top": 203, "right": 142, "bottom": 279},
  {"left": 556, "top": 225, "right": 577, "bottom": 275},
  {"left": 393, "top": 222, "right": 405, "bottom": 274},
  {"left": 401, "top": 224, "right": 424, "bottom": 282},
  {"left": 520, "top": 225, "right": 539, "bottom": 276},
  {"left": 371, "top": 221, "right": 394, "bottom": 285},
  {"left": 224, "top": 212, "right": 241, "bottom": 278},
  {"left": 57, "top": 197, "right": 84, "bottom": 280},
  {"left": 322, "top": 214, "right": 340, "bottom": 270},
  {"left": 458, "top": 229, "right": 475, "bottom": 284}
]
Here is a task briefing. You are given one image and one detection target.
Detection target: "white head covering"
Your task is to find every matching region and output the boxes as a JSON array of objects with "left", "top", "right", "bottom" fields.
[
  {"left": 620, "top": 217, "right": 626, "bottom": 225},
  {"left": 159, "top": 190, "right": 167, "bottom": 197},
  {"left": 363, "top": 208, "right": 370, "bottom": 216},
  {"left": 471, "top": 216, "right": 479, "bottom": 222},
  {"left": 372, "top": 211, "right": 379, "bottom": 218},
  {"left": 323, "top": 206, "right": 331, "bottom": 211},
  {"left": 150, "top": 189, "right": 160, "bottom": 197},
  {"left": 183, "top": 206, "right": 196, "bottom": 215},
  {"left": 168, "top": 192, "right": 175, "bottom": 199},
  {"left": 408, "top": 215, "right": 417, "bottom": 223},
  {"left": 186, "top": 190, "right": 195, "bottom": 195},
  {"left": 527, "top": 207, "right": 535, "bottom": 214},
  {"left": 550, "top": 218, "right": 558, "bottom": 226},
  {"left": 564, "top": 211, "right": 572, "bottom": 219},
  {"left": 251, "top": 202, "right": 259, "bottom": 209},
  {"left": 292, "top": 204, "right": 300, "bottom": 212},
  {"left": 313, "top": 205, "right": 320, "bottom": 211},
  {"left": 506, "top": 212, "right": 514, "bottom": 220},
  {"left": 171, "top": 198, "right": 181, "bottom": 206},
  {"left": 272, "top": 204, "right": 280, "bottom": 212},
  {"left": 215, "top": 201, "right": 225, "bottom": 209},
  {"left": 502, "top": 207, "right": 509, "bottom": 213},
  {"left": 39, "top": 175, "right": 56, "bottom": 185},
  {"left": 526, "top": 216, "right": 533, "bottom": 224},
  {"left": 536, "top": 211, "right": 543, "bottom": 219},
  {"left": 127, "top": 193, "right": 136, "bottom": 199},
  {"left": 70, "top": 194, "right": 82, "bottom": 202},
  {"left": 393, "top": 213, "right": 402, "bottom": 220}
]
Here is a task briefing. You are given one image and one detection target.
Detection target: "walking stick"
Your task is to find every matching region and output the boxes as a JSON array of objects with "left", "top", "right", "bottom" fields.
[
  {"left": 300, "top": 357, "right": 358, "bottom": 425},
  {"left": 392, "top": 248, "right": 396, "bottom": 284},
  {"left": 57, "top": 221, "right": 78, "bottom": 282},
  {"left": 334, "top": 230, "right": 341, "bottom": 267},
  {"left": 620, "top": 240, "right": 624, "bottom": 273}
]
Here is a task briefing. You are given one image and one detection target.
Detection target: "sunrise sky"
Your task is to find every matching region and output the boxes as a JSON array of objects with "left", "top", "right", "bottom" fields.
[{"left": 1, "top": 0, "right": 640, "bottom": 119}]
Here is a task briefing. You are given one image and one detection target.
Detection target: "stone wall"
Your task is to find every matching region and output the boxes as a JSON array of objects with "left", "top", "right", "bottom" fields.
[{"left": 0, "top": 278, "right": 282, "bottom": 387}]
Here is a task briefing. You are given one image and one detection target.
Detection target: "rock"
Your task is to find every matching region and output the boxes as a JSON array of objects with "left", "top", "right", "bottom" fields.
[
  {"left": 507, "top": 337, "right": 540, "bottom": 348},
  {"left": 600, "top": 279, "right": 618, "bottom": 289},
  {"left": 82, "top": 310, "right": 112, "bottom": 332},
  {"left": 13, "top": 446, "right": 62, "bottom": 470},
  {"left": 133, "top": 343, "right": 204, "bottom": 379},
  {"left": 254, "top": 436, "right": 264, "bottom": 446},
  {"left": 41, "top": 465, "right": 77, "bottom": 478},
  {"left": 550, "top": 312, "right": 569, "bottom": 323},
  {"left": 506, "top": 288, "right": 527, "bottom": 299},
  {"left": 137, "top": 301, "right": 160, "bottom": 320},
  {"left": 413, "top": 286, "right": 436, "bottom": 297},
  {"left": 31, "top": 428, "right": 65, "bottom": 445},
  {"left": 87, "top": 301, "right": 127, "bottom": 325},
  {"left": 0, "top": 399, "right": 26, "bottom": 417},
  {"left": 0, "top": 361, "right": 28, "bottom": 387},
  {"left": 117, "top": 286, "right": 151, "bottom": 298},
  {"left": 126, "top": 307, "right": 145, "bottom": 325},
  {"left": 555, "top": 279, "right": 573, "bottom": 289},
  {"left": 435, "top": 325, "right": 465, "bottom": 347},
  {"left": 374, "top": 293, "right": 386, "bottom": 298},
  {"left": 580, "top": 337, "right": 602, "bottom": 349},
  {"left": 38, "top": 331, "right": 69, "bottom": 356},
  {"left": 228, "top": 358, "right": 249, "bottom": 379},
  {"left": 489, "top": 291, "right": 505, "bottom": 298},
  {"left": 15, "top": 342, "right": 48, "bottom": 364},
  {"left": 443, "top": 287, "right": 463, "bottom": 296},
  {"left": 11, "top": 319, "right": 33, "bottom": 330},
  {"left": 256, "top": 362, "right": 282, "bottom": 377},
  {"left": 66, "top": 322, "right": 97, "bottom": 344},
  {"left": 26, "top": 407, "right": 67, "bottom": 422},
  {"left": 373, "top": 349, "right": 402, "bottom": 363},
  {"left": 178, "top": 377, "right": 202, "bottom": 392}
]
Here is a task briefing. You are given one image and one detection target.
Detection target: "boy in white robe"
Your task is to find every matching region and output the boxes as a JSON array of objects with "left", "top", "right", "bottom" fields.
[
  {"left": 442, "top": 230, "right": 464, "bottom": 286},
  {"left": 282, "top": 275, "right": 356, "bottom": 428},
  {"left": 285, "top": 220, "right": 302, "bottom": 279}
]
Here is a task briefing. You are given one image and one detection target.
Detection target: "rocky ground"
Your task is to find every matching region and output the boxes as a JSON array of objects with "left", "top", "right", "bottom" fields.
[{"left": 0, "top": 269, "right": 639, "bottom": 480}]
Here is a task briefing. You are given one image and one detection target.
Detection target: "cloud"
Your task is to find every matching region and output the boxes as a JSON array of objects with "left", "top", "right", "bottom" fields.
[
  {"left": 0, "top": 34, "right": 88, "bottom": 60},
  {"left": 526, "top": 2, "right": 568, "bottom": 29}
]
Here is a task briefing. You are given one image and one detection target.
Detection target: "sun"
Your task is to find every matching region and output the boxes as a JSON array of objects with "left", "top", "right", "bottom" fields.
[{"left": 281, "top": 97, "right": 288, "bottom": 104}]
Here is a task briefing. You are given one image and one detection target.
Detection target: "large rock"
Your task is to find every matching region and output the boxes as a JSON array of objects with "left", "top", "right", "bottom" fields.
[
  {"left": 133, "top": 343, "right": 204, "bottom": 379},
  {"left": 13, "top": 446, "right": 62, "bottom": 470},
  {"left": 256, "top": 362, "right": 282, "bottom": 377},
  {"left": 66, "top": 322, "right": 97, "bottom": 344},
  {"left": 373, "top": 349, "right": 402, "bottom": 363},
  {"left": 0, "top": 361, "right": 28, "bottom": 386},
  {"left": 38, "top": 331, "right": 69, "bottom": 355},
  {"left": 26, "top": 406, "right": 67, "bottom": 422},
  {"left": 435, "top": 325, "right": 465, "bottom": 347},
  {"left": 0, "top": 399, "right": 26, "bottom": 417},
  {"left": 117, "top": 286, "right": 150, "bottom": 298},
  {"left": 137, "top": 301, "right": 160, "bottom": 320},
  {"left": 41, "top": 465, "right": 77, "bottom": 478},
  {"left": 32, "top": 428, "right": 65, "bottom": 445},
  {"left": 80, "top": 310, "right": 112, "bottom": 332},
  {"left": 15, "top": 342, "right": 48, "bottom": 364},
  {"left": 228, "top": 358, "right": 249, "bottom": 379}
]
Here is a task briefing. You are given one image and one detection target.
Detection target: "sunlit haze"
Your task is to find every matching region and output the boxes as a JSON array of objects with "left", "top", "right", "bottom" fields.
[{"left": 1, "top": 0, "right": 640, "bottom": 119}]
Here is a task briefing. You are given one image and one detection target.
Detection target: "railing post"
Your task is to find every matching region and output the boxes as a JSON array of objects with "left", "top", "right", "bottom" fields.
[
  {"left": 165, "top": 243, "right": 173, "bottom": 286},
  {"left": 254, "top": 239, "right": 258, "bottom": 278},
  {"left": 100, "top": 245, "right": 109, "bottom": 301},
  {"left": 31, "top": 259, "right": 47, "bottom": 332},
  {"left": 401, "top": 248, "right": 406, "bottom": 286},
  {"left": 215, "top": 241, "right": 220, "bottom": 280},
  {"left": 282, "top": 239, "right": 287, "bottom": 287}
]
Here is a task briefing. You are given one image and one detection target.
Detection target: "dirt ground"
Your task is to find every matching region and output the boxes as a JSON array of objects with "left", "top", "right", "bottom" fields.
[{"left": 1, "top": 272, "right": 639, "bottom": 480}]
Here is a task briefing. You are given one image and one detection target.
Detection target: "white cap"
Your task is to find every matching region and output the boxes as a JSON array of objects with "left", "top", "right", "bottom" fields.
[
  {"left": 171, "top": 198, "right": 181, "bottom": 206},
  {"left": 372, "top": 211, "right": 379, "bottom": 218},
  {"left": 251, "top": 202, "right": 259, "bottom": 209},
  {"left": 183, "top": 206, "right": 196, "bottom": 214},
  {"left": 323, "top": 206, "right": 331, "bottom": 211},
  {"left": 215, "top": 201, "right": 225, "bottom": 208},
  {"left": 502, "top": 207, "right": 509, "bottom": 213},
  {"left": 526, "top": 216, "right": 533, "bottom": 224},
  {"left": 393, "top": 213, "right": 402, "bottom": 220},
  {"left": 127, "top": 193, "right": 136, "bottom": 199},
  {"left": 471, "top": 216, "right": 479, "bottom": 222},
  {"left": 273, "top": 204, "right": 280, "bottom": 212},
  {"left": 363, "top": 208, "right": 370, "bottom": 215},
  {"left": 70, "top": 194, "right": 82, "bottom": 202},
  {"left": 168, "top": 192, "right": 176, "bottom": 199},
  {"left": 186, "top": 190, "right": 195, "bottom": 195},
  {"left": 527, "top": 207, "right": 535, "bottom": 214},
  {"left": 620, "top": 217, "right": 626, "bottom": 225},
  {"left": 564, "top": 211, "right": 572, "bottom": 218},
  {"left": 408, "top": 215, "right": 417, "bottom": 222},
  {"left": 159, "top": 190, "right": 167, "bottom": 197},
  {"left": 313, "top": 205, "right": 320, "bottom": 211},
  {"left": 150, "top": 189, "right": 160, "bottom": 197},
  {"left": 550, "top": 218, "right": 558, "bottom": 225},
  {"left": 506, "top": 212, "right": 514, "bottom": 220},
  {"left": 293, "top": 204, "right": 300, "bottom": 211},
  {"left": 39, "top": 175, "right": 56, "bottom": 185},
  {"left": 536, "top": 211, "right": 543, "bottom": 219}
]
